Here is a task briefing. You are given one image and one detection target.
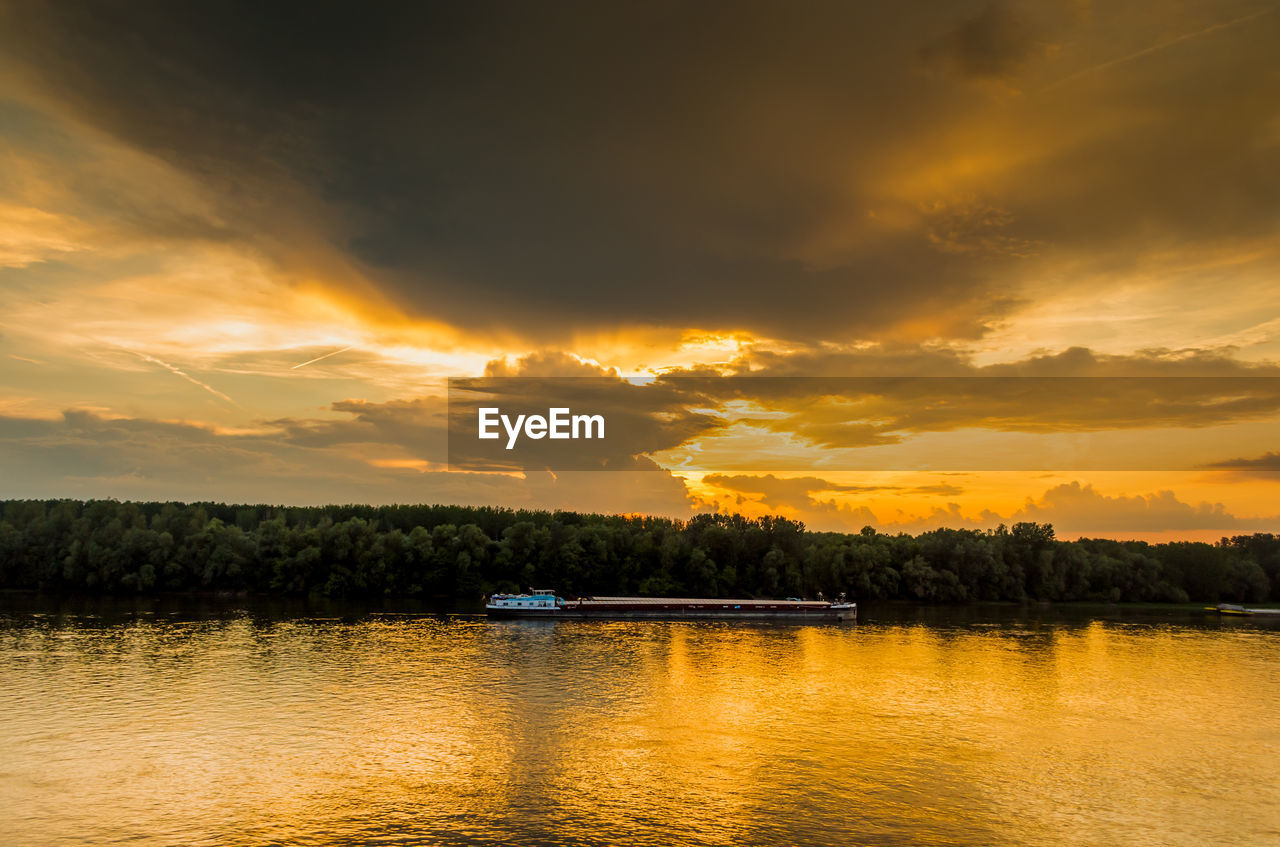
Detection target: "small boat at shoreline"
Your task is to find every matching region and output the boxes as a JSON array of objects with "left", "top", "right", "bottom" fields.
[
  {"left": 1204, "top": 603, "right": 1255, "bottom": 616},
  {"left": 487, "top": 589, "right": 856, "bottom": 621}
]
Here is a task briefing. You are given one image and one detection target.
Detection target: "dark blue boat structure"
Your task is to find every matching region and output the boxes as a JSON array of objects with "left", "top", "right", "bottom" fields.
[{"left": 486, "top": 590, "right": 856, "bottom": 621}]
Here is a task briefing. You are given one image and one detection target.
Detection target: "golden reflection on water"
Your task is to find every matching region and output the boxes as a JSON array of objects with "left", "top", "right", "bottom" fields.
[{"left": 1, "top": 610, "right": 1278, "bottom": 846}]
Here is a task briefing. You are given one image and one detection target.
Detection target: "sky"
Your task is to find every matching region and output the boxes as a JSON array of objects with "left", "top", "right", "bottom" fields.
[{"left": 1, "top": 0, "right": 1279, "bottom": 540}]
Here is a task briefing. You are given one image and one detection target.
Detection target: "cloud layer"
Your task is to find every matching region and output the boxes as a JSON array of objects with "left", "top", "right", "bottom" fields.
[
  {"left": 2, "top": 2, "right": 1280, "bottom": 536},
  {"left": 4, "top": 1, "right": 1277, "bottom": 344}
]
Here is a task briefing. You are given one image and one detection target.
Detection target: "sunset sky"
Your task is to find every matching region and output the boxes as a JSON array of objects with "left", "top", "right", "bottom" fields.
[{"left": 2, "top": 0, "right": 1279, "bottom": 539}]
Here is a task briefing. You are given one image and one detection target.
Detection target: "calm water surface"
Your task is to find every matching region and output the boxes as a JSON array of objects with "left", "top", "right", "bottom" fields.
[{"left": 1, "top": 598, "right": 1277, "bottom": 846}]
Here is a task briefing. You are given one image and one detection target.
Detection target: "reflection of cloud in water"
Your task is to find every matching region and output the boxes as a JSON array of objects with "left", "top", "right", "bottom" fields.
[{"left": 3, "top": 607, "right": 1277, "bottom": 845}]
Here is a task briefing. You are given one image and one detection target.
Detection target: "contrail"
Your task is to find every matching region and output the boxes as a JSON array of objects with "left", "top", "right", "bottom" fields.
[
  {"left": 291, "top": 345, "right": 355, "bottom": 369},
  {"left": 1042, "top": 7, "right": 1272, "bottom": 92},
  {"left": 133, "top": 351, "right": 240, "bottom": 407}
]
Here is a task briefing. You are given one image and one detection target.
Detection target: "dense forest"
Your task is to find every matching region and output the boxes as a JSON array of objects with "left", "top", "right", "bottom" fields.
[{"left": 0, "top": 500, "right": 1276, "bottom": 604}]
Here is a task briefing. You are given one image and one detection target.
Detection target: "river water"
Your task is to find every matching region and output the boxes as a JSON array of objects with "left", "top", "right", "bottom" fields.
[{"left": 1, "top": 598, "right": 1277, "bottom": 846}]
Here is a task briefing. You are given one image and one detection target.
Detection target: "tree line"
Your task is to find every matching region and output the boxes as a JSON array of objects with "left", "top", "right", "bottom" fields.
[{"left": 0, "top": 499, "right": 1275, "bottom": 604}]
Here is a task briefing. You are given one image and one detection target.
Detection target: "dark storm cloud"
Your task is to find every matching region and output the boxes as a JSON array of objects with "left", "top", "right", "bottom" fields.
[
  {"left": 447, "top": 374, "right": 725, "bottom": 471},
  {"left": 2, "top": 1, "right": 1277, "bottom": 343},
  {"left": 272, "top": 398, "right": 447, "bottom": 455},
  {"left": 2, "top": 0, "right": 981, "bottom": 341},
  {"left": 657, "top": 347, "right": 1280, "bottom": 444},
  {"left": 332, "top": 347, "right": 1280, "bottom": 473},
  {"left": 1203, "top": 451, "right": 1280, "bottom": 477},
  {"left": 261, "top": 352, "right": 728, "bottom": 472},
  {"left": 288, "top": 346, "right": 1280, "bottom": 473},
  {"left": 0, "top": 409, "right": 696, "bottom": 513},
  {"left": 919, "top": 2, "right": 1045, "bottom": 80},
  {"left": 0, "top": 409, "right": 312, "bottom": 485}
]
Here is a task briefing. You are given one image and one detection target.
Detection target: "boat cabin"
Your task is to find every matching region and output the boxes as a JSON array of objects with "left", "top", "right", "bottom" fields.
[{"left": 487, "top": 590, "right": 561, "bottom": 609}]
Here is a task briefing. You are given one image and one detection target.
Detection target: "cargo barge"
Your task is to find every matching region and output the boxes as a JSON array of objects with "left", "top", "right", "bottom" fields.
[{"left": 486, "top": 590, "right": 855, "bottom": 621}]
